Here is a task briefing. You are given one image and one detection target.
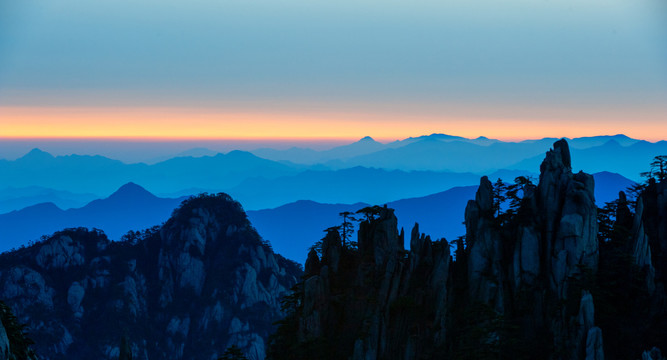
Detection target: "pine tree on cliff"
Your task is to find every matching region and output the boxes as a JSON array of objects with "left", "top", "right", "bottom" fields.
[{"left": 641, "top": 155, "right": 667, "bottom": 182}]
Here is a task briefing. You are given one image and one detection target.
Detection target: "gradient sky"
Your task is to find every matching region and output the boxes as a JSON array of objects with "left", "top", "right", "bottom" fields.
[{"left": 1, "top": 0, "right": 666, "bottom": 141}]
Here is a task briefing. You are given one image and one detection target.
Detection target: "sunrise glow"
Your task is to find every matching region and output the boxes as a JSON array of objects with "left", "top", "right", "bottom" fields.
[{"left": 2, "top": 106, "right": 666, "bottom": 143}]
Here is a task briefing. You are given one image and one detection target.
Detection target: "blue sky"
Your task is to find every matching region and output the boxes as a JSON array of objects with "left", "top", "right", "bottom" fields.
[{"left": 1, "top": 0, "right": 666, "bottom": 140}]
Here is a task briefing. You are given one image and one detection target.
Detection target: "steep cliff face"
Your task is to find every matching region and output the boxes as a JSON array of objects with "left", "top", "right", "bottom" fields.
[
  {"left": 0, "top": 194, "right": 302, "bottom": 360},
  {"left": 268, "top": 140, "right": 622, "bottom": 360},
  {"left": 632, "top": 178, "right": 667, "bottom": 296},
  {"left": 269, "top": 208, "right": 451, "bottom": 360},
  {"left": 624, "top": 176, "right": 667, "bottom": 354}
]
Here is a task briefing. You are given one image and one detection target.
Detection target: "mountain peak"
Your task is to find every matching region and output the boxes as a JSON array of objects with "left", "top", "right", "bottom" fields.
[
  {"left": 108, "top": 182, "right": 156, "bottom": 200},
  {"left": 19, "top": 148, "right": 54, "bottom": 161},
  {"left": 359, "top": 136, "right": 376, "bottom": 142},
  {"left": 166, "top": 192, "right": 250, "bottom": 230},
  {"left": 427, "top": 133, "right": 463, "bottom": 140},
  {"left": 225, "top": 150, "right": 257, "bottom": 158}
]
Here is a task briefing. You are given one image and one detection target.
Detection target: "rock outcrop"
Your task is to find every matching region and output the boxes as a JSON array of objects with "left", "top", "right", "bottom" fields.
[
  {"left": 0, "top": 194, "right": 302, "bottom": 360},
  {"left": 269, "top": 140, "right": 616, "bottom": 360},
  {"left": 271, "top": 207, "right": 451, "bottom": 360}
]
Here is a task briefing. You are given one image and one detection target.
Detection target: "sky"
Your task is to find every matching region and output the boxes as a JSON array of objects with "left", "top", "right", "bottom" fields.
[{"left": 1, "top": 0, "right": 666, "bottom": 142}]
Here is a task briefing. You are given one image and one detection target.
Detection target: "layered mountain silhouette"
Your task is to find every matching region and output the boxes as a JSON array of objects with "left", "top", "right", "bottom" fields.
[
  {"left": 1, "top": 170, "right": 634, "bottom": 258},
  {"left": 0, "top": 183, "right": 186, "bottom": 252},
  {"left": 0, "top": 149, "right": 297, "bottom": 195},
  {"left": 1, "top": 135, "right": 662, "bottom": 213},
  {"left": 246, "top": 134, "right": 662, "bottom": 178}
]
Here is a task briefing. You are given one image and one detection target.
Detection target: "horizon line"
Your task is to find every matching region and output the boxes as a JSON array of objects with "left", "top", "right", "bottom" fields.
[{"left": 0, "top": 133, "right": 662, "bottom": 144}]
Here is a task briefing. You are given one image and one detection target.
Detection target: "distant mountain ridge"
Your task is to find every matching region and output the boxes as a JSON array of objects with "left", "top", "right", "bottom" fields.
[
  {"left": 0, "top": 170, "right": 635, "bottom": 257},
  {"left": 0, "top": 183, "right": 186, "bottom": 252},
  {"left": 0, "top": 148, "right": 297, "bottom": 195},
  {"left": 246, "top": 133, "right": 651, "bottom": 169},
  {"left": 0, "top": 186, "right": 98, "bottom": 213},
  {"left": 317, "top": 136, "right": 665, "bottom": 175},
  {"left": 0, "top": 134, "right": 660, "bottom": 212}
]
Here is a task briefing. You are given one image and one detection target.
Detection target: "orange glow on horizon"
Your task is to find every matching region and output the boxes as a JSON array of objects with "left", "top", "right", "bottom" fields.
[{"left": 1, "top": 106, "right": 665, "bottom": 143}]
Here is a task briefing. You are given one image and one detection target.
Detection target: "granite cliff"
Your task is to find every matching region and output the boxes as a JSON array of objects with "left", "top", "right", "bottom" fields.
[
  {"left": 0, "top": 193, "right": 302, "bottom": 360},
  {"left": 268, "top": 140, "right": 667, "bottom": 360}
]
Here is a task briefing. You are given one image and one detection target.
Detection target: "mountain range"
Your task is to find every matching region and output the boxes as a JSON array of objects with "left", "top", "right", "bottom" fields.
[
  {"left": 248, "top": 134, "right": 659, "bottom": 175},
  {"left": 0, "top": 148, "right": 298, "bottom": 196},
  {"left": 0, "top": 134, "right": 662, "bottom": 213},
  {"left": 0, "top": 171, "right": 635, "bottom": 262},
  {"left": 250, "top": 134, "right": 644, "bottom": 166}
]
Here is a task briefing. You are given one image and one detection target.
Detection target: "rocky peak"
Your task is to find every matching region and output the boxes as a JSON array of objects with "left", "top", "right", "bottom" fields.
[
  {"left": 0, "top": 193, "right": 302, "bottom": 360},
  {"left": 358, "top": 206, "right": 402, "bottom": 266},
  {"left": 532, "top": 140, "right": 599, "bottom": 301},
  {"left": 541, "top": 138, "right": 572, "bottom": 173},
  {"left": 475, "top": 176, "right": 494, "bottom": 213},
  {"left": 304, "top": 249, "right": 321, "bottom": 277},
  {"left": 465, "top": 176, "right": 504, "bottom": 312},
  {"left": 321, "top": 228, "right": 342, "bottom": 273}
]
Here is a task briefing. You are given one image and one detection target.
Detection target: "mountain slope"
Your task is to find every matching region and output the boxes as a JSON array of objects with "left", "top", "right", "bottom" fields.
[{"left": 0, "top": 194, "right": 302, "bottom": 360}]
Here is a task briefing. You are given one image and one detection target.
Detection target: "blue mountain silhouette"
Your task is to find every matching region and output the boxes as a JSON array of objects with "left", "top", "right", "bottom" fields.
[{"left": 0, "top": 183, "right": 186, "bottom": 252}]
